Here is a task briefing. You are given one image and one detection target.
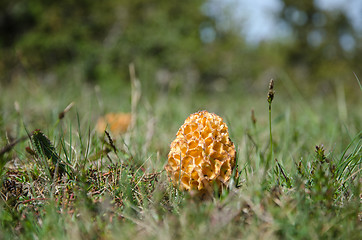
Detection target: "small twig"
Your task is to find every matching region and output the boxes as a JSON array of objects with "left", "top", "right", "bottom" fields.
[
  {"left": 0, "top": 136, "right": 28, "bottom": 157},
  {"left": 275, "top": 159, "right": 288, "bottom": 183},
  {"left": 15, "top": 198, "right": 48, "bottom": 208},
  {"left": 105, "top": 130, "right": 117, "bottom": 153},
  {"left": 58, "top": 102, "right": 75, "bottom": 120}
]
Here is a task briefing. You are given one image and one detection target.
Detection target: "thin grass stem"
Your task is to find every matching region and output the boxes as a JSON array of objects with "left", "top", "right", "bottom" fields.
[{"left": 263, "top": 79, "right": 275, "bottom": 185}]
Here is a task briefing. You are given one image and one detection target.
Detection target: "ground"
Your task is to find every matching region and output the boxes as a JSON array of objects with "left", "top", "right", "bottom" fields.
[{"left": 0, "top": 75, "right": 361, "bottom": 239}]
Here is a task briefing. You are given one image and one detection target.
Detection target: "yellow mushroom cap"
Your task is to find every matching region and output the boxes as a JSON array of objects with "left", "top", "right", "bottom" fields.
[{"left": 165, "top": 110, "right": 237, "bottom": 194}]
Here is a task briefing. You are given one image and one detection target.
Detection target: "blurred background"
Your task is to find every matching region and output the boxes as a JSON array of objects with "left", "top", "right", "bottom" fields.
[
  {"left": 0, "top": 0, "right": 361, "bottom": 182},
  {"left": 0, "top": 0, "right": 361, "bottom": 99}
]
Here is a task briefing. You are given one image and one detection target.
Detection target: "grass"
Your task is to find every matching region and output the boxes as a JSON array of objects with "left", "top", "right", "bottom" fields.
[{"left": 0, "top": 73, "right": 361, "bottom": 239}]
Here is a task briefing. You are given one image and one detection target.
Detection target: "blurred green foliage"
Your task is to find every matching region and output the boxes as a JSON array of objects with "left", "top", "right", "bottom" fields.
[
  {"left": 279, "top": 0, "right": 362, "bottom": 92},
  {"left": 0, "top": 0, "right": 361, "bottom": 95}
]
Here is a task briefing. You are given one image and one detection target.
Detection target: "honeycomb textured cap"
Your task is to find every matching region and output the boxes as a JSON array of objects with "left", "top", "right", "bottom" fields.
[{"left": 165, "top": 110, "right": 237, "bottom": 193}]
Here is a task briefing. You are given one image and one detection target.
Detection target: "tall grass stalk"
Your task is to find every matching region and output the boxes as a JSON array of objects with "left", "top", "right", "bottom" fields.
[
  {"left": 263, "top": 79, "right": 275, "bottom": 185},
  {"left": 268, "top": 96, "right": 273, "bottom": 163}
]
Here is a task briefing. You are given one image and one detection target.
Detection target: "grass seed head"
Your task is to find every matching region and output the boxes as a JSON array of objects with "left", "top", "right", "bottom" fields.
[
  {"left": 267, "top": 79, "right": 275, "bottom": 104},
  {"left": 165, "top": 110, "right": 237, "bottom": 195}
]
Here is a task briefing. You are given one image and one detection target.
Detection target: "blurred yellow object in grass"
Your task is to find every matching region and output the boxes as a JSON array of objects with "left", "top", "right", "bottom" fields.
[{"left": 96, "top": 113, "right": 132, "bottom": 135}]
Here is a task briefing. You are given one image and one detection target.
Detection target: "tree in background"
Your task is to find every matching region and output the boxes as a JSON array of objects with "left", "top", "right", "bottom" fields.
[
  {"left": 278, "top": 0, "right": 361, "bottom": 87},
  {"left": 0, "top": 0, "right": 246, "bottom": 92},
  {"left": 0, "top": 0, "right": 360, "bottom": 95},
  {"left": 0, "top": 0, "right": 119, "bottom": 81}
]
